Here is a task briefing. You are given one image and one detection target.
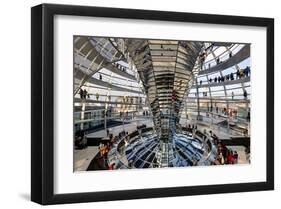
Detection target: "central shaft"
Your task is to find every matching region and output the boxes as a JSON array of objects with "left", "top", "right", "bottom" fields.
[{"left": 126, "top": 39, "right": 203, "bottom": 142}]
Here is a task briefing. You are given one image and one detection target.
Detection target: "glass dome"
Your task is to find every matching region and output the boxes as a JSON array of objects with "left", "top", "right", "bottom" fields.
[{"left": 73, "top": 36, "right": 251, "bottom": 171}]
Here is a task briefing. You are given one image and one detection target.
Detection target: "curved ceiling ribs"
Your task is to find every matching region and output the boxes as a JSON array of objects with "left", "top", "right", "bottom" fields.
[{"left": 74, "top": 36, "right": 125, "bottom": 94}]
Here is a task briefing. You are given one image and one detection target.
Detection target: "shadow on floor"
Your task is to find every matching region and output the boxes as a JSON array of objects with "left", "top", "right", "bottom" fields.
[{"left": 18, "top": 193, "right": 30, "bottom": 201}]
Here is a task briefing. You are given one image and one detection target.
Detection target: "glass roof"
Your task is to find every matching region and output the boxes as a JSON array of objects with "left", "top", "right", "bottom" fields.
[{"left": 74, "top": 37, "right": 251, "bottom": 126}]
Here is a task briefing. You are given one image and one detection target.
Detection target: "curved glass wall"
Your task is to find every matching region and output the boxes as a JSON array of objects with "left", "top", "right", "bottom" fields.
[{"left": 73, "top": 36, "right": 251, "bottom": 171}]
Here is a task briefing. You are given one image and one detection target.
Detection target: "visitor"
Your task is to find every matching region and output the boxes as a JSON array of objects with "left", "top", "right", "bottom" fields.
[
  {"left": 99, "top": 74, "right": 102, "bottom": 80},
  {"left": 247, "top": 111, "right": 250, "bottom": 122},
  {"left": 218, "top": 152, "right": 225, "bottom": 165},
  {"left": 247, "top": 66, "right": 251, "bottom": 76},
  {"left": 239, "top": 69, "right": 244, "bottom": 78},
  {"left": 83, "top": 89, "right": 88, "bottom": 99},
  {"left": 233, "top": 151, "right": 238, "bottom": 164},
  {"left": 98, "top": 142, "right": 104, "bottom": 154},
  {"left": 244, "top": 66, "right": 250, "bottom": 77},
  {"left": 243, "top": 90, "right": 248, "bottom": 99},
  {"left": 223, "top": 107, "right": 227, "bottom": 115},
  {"left": 212, "top": 134, "right": 218, "bottom": 145},
  {"left": 199, "top": 51, "right": 206, "bottom": 70},
  {"left": 79, "top": 88, "right": 84, "bottom": 99},
  {"left": 232, "top": 91, "right": 234, "bottom": 100},
  {"left": 222, "top": 144, "right": 227, "bottom": 159},
  {"left": 226, "top": 74, "right": 230, "bottom": 81},
  {"left": 230, "top": 72, "right": 234, "bottom": 80},
  {"left": 216, "top": 57, "right": 220, "bottom": 65},
  {"left": 74, "top": 130, "right": 87, "bottom": 149},
  {"left": 227, "top": 150, "right": 234, "bottom": 164}
]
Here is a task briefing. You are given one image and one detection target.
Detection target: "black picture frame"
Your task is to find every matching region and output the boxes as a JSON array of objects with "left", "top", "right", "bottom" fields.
[{"left": 31, "top": 3, "right": 274, "bottom": 205}]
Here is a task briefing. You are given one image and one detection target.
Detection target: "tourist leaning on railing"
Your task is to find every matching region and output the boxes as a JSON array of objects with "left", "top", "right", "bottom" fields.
[{"left": 199, "top": 66, "right": 251, "bottom": 86}]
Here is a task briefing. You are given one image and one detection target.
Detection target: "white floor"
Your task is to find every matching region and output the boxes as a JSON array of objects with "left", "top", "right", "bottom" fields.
[
  {"left": 183, "top": 121, "right": 246, "bottom": 140},
  {"left": 86, "top": 118, "right": 153, "bottom": 139},
  {"left": 74, "top": 146, "right": 99, "bottom": 171}
]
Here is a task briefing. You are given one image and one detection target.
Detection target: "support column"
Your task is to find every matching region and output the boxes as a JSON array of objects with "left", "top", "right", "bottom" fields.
[
  {"left": 80, "top": 101, "right": 86, "bottom": 130},
  {"left": 195, "top": 78, "right": 201, "bottom": 120},
  {"left": 104, "top": 107, "right": 107, "bottom": 137}
]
